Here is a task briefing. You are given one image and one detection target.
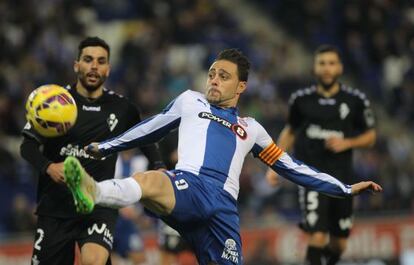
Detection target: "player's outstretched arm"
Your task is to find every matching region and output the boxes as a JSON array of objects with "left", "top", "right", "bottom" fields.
[
  {"left": 85, "top": 92, "right": 188, "bottom": 158},
  {"left": 351, "top": 181, "right": 382, "bottom": 195}
]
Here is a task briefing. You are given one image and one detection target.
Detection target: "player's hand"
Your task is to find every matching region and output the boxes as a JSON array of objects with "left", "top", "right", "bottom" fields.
[
  {"left": 325, "top": 137, "right": 351, "bottom": 153},
  {"left": 84, "top": 142, "right": 103, "bottom": 158},
  {"left": 265, "top": 168, "right": 279, "bottom": 187},
  {"left": 351, "top": 181, "right": 383, "bottom": 195},
  {"left": 46, "top": 162, "right": 65, "bottom": 183}
]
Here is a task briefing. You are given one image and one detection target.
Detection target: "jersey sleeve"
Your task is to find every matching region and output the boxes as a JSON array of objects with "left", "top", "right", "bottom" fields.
[
  {"left": 126, "top": 101, "right": 166, "bottom": 170},
  {"left": 98, "top": 91, "right": 186, "bottom": 156},
  {"left": 251, "top": 121, "right": 352, "bottom": 198},
  {"left": 354, "top": 94, "right": 375, "bottom": 131},
  {"left": 21, "top": 121, "right": 46, "bottom": 144},
  {"left": 20, "top": 122, "right": 52, "bottom": 174}
]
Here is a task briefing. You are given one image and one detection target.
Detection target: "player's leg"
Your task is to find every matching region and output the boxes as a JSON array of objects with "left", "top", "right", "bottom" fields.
[
  {"left": 325, "top": 236, "right": 347, "bottom": 265},
  {"left": 80, "top": 243, "right": 111, "bottom": 265},
  {"left": 64, "top": 156, "right": 175, "bottom": 215},
  {"left": 299, "top": 188, "right": 330, "bottom": 265},
  {"left": 155, "top": 170, "right": 241, "bottom": 265},
  {"left": 77, "top": 210, "right": 117, "bottom": 265},
  {"left": 326, "top": 196, "right": 353, "bottom": 265},
  {"left": 306, "top": 232, "right": 329, "bottom": 265},
  {"left": 31, "top": 216, "right": 76, "bottom": 265}
]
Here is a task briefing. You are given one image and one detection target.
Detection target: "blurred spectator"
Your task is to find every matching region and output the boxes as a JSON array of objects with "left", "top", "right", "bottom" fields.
[{"left": 7, "top": 193, "right": 36, "bottom": 234}]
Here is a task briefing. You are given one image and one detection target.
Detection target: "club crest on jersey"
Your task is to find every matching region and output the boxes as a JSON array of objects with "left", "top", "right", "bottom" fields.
[
  {"left": 221, "top": 238, "right": 239, "bottom": 263},
  {"left": 107, "top": 113, "right": 118, "bottom": 131},
  {"left": 339, "top": 103, "right": 350, "bottom": 120},
  {"left": 198, "top": 112, "right": 247, "bottom": 140}
]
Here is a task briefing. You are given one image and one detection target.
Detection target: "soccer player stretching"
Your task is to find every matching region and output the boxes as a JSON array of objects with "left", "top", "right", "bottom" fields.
[{"left": 65, "top": 48, "right": 381, "bottom": 265}]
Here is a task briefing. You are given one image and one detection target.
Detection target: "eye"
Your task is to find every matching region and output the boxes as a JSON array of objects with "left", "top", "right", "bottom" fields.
[
  {"left": 208, "top": 72, "right": 215, "bottom": 79},
  {"left": 220, "top": 73, "right": 229, "bottom": 80},
  {"left": 98, "top": 58, "right": 107, "bottom": 64},
  {"left": 83, "top": 56, "right": 92, "bottom": 62}
]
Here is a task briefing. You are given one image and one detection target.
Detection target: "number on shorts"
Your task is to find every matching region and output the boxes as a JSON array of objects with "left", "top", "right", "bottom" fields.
[
  {"left": 307, "top": 191, "right": 319, "bottom": 211},
  {"left": 34, "top": 228, "right": 45, "bottom": 251},
  {"left": 174, "top": 179, "right": 189, "bottom": 190}
]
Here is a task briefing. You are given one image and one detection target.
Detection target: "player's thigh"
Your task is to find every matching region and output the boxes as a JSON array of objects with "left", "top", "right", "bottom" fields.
[
  {"left": 31, "top": 216, "right": 76, "bottom": 265},
  {"left": 299, "top": 188, "right": 330, "bottom": 233},
  {"left": 329, "top": 196, "right": 353, "bottom": 237},
  {"left": 78, "top": 210, "right": 117, "bottom": 265},
  {"left": 132, "top": 170, "right": 175, "bottom": 215}
]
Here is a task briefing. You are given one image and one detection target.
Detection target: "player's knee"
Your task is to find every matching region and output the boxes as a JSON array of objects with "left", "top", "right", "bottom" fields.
[
  {"left": 328, "top": 238, "right": 348, "bottom": 254},
  {"left": 132, "top": 171, "right": 164, "bottom": 199},
  {"left": 81, "top": 253, "right": 108, "bottom": 265},
  {"left": 309, "top": 232, "right": 329, "bottom": 247}
]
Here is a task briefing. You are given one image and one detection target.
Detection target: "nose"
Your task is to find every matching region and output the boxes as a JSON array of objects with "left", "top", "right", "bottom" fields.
[
  {"left": 210, "top": 75, "right": 219, "bottom": 86},
  {"left": 91, "top": 60, "right": 98, "bottom": 69}
]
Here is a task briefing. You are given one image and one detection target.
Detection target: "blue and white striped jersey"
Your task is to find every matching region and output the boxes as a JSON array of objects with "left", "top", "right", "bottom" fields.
[{"left": 99, "top": 90, "right": 352, "bottom": 199}]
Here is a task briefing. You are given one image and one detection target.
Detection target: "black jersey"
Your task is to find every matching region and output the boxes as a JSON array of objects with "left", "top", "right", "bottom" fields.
[
  {"left": 288, "top": 84, "right": 375, "bottom": 183},
  {"left": 22, "top": 85, "right": 150, "bottom": 218}
]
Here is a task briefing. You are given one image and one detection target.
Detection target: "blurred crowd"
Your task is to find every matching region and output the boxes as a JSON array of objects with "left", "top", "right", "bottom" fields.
[{"left": 0, "top": 0, "right": 413, "bottom": 237}]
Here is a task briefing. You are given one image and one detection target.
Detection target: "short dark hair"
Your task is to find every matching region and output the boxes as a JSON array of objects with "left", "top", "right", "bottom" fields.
[
  {"left": 216, "top": 49, "right": 250, "bottom": 81},
  {"left": 314, "top": 44, "right": 342, "bottom": 62},
  {"left": 77, "top": 36, "right": 110, "bottom": 60}
]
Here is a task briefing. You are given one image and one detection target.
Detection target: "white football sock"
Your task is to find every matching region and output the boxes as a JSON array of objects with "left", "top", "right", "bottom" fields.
[{"left": 95, "top": 177, "right": 142, "bottom": 208}]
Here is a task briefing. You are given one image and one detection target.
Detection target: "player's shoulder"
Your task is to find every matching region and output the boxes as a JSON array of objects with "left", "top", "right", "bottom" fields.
[
  {"left": 181, "top": 89, "right": 204, "bottom": 100},
  {"left": 175, "top": 89, "right": 206, "bottom": 105},
  {"left": 288, "top": 86, "right": 317, "bottom": 105},
  {"left": 237, "top": 116, "right": 264, "bottom": 132},
  {"left": 340, "top": 84, "right": 371, "bottom": 107},
  {"left": 102, "top": 87, "right": 129, "bottom": 101}
]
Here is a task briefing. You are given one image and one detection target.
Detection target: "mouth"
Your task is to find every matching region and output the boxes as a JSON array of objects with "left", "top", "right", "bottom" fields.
[
  {"left": 86, "top": 72, "right": 100, "bottom": 83},
  {"left": 208, "top": 88, "right": 221, "bottom": 95}
]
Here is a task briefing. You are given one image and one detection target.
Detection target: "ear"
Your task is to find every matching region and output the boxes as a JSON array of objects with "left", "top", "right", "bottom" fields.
[
  {"left": 73, "top": 61, "right": 79, "bottom": 73},
  {"left": 338, "top": 63, "right": 344, "bottom": 75},
  {"left": 106, "top": 64, "right": 111, "bottom": 77},
  {"left": 236, "top": 81, "right": 247, "bottom": 95}
]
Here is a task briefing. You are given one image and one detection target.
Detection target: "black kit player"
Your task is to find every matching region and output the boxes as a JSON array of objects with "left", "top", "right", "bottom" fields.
[
  {"left": 20, "top": 37, "right": 165, "bottom": 265},
  {"left": 266, "top": 45, "right": 376, "bottom": 265}
]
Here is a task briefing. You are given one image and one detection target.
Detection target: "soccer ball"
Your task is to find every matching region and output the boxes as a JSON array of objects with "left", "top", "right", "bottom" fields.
[{"left": 25, "top": 84, "right": 78, "bottom": 137}]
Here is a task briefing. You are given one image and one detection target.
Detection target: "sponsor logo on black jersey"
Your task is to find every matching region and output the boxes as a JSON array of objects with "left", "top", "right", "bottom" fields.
[
  {"left": 306, "top": 124, "right": 344, "bottom": 140},
  {"left": 198, "top": 112, "right": 247, "bottom": 140},
  {"left": 60, "top": 144, "right": 105, "bottom": 160},
  {"left": 82, "top": 105, "right": 101, "bottom": 111},
  {"left": 87, "top": 223, "right": 113, "bottom": 248}
]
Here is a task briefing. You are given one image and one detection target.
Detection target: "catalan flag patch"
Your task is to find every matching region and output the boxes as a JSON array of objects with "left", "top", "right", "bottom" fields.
[{"left": 258, "top": 142, "right": 283, "bottom": 165}]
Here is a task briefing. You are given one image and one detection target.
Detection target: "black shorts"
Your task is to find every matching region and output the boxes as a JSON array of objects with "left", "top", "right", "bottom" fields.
[
  {"left": 299, "top": 187, "right": 353, "bottom": 237},
  {"left": 158, "top": 222, "right": 191, "bottom": 254},
  {"left": 31, "top": 210, "right": 117, "bottom": 265}
]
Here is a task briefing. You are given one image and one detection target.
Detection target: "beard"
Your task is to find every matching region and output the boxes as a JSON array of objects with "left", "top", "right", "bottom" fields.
[
  {"left": 78, "top": 72, "right": 106, "bottom": 92},
  {"left": 316, "top": 75, "right": 339, "bottom": 91},
  {"left": 205, "top": 88, "right": 222, "bottom": 104}
]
